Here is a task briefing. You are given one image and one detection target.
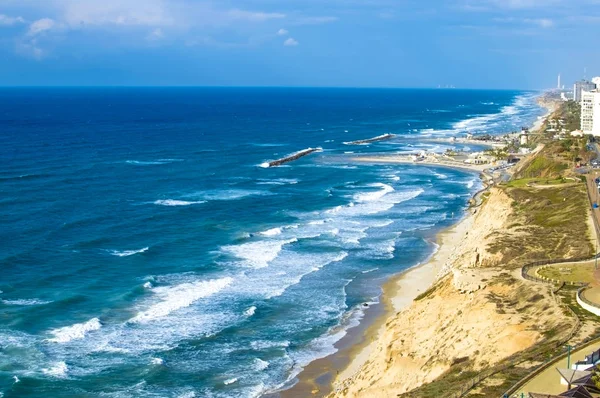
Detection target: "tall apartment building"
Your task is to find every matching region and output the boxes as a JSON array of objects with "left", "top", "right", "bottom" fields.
[
  {"left": 574, "top": 80, "right": 597, "bottom": 102},
  {"left": 581, "top": 90, "right": 600, "bottom": 136}
]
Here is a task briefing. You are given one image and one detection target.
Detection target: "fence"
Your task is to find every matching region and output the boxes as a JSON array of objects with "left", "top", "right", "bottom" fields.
[
  {"left": 522, "top": 258, "right": 594, "bottom": 287},
  {"left": 577, "top": 287, "right": 600, "bottom": 317}
]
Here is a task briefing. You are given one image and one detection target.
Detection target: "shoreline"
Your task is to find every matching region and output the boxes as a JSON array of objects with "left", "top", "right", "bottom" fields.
[
  {"left": 336, "top": 209, "right": 476, "bottom": 384},
  {"left": 281, "top": 187, "right": 481, "bottom": 397},
  {"left": 351, "top": 155, "right": 490, "bottom": 173},
  {"left": 280, "top": 94, "right": 551, "bottom": 397}
]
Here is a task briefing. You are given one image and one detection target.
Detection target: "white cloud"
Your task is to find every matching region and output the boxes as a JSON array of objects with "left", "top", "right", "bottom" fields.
[
  {"left": 27, "top": 18, "right": 55, "bottom": 36},
  {"left": 62, "top": 0, "right": 173, "bottom": 27},
  {"left": 494, "top": 16, "right": 555, "bottom": 28},
  {"left": 488, "top": 0, "right": 561, "bottom": 9},
  {"left": 525, "top": 18, "right": 554, "bottom": 28},
  {"left": 226, "top": 9, "right": 285, "bottom": 22},
  {"left": 147, "top": 28, "right": 164, "bottom": 41},
  {"left": 277, "top": 28, "right": 289, "bottom": 36},
  {"left": 284, "top": 37, "right": 298, "bottom": 46},
  {"left": 0, "top": 14, "right": 25, "bottom": 26},
  {"left": 295, "top": 16, "right": 338, "bottom": 25}
]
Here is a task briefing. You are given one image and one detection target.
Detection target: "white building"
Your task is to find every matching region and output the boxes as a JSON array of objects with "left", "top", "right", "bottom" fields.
[
  {"left": 520, "top": 134, "right": 528, "bottom": 146},
  {"left": 581, "top": 90, "right": 600, "bottom": 136},
  {"left": 574, "top": 80, "right": 596, "bottom": 102},
  {"left": 593, "top": 76, "right": 600, "bottom": 87}
]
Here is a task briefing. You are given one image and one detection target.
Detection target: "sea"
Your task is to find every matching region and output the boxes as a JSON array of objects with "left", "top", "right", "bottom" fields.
[{"left": 0, "top": 87, "right": 545, "bottom": 397}]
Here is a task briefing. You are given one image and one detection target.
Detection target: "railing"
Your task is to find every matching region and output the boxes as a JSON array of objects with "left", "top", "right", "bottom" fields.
[
  {"left": 450, "top": 175, "right": 600, "bottom": 397},
  {"left": 522, "top": 257, "right": 595, "bottom": 287},
  {"left": 448, "top": 290, "right": 585, "bottom": 398}
]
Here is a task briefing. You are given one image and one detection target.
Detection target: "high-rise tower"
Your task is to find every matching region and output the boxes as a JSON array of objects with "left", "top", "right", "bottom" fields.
[{"left": 557, "top": 73, "right": 561, "bottom": 89}]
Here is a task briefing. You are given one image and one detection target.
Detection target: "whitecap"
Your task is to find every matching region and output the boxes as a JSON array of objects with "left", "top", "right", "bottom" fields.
[
  {"left": 244, "top": 306, "right": 257, "bottom": 317},
  {"left": 48, "top": 318, "right": 101, "bottom": 343},
  {"left": 224, "top": 378, "right": 238, "bottom": 385},
  {"left": 250, "top": 340, "right": 290, "bottom": 350},
  {"left": 42, "top": 361, "right": 68, "bottom": 378},
  {"left": 259, "top": 227, "right": 282, "bottom": 237},
  {"left": 361, "top": 268, "right": 379, "bottom": 274},
  {"left": 153, "top": 200, "right": 205, "bottom": 206},
  {"left": 129, "top": 277, "right": 233, "bottom": 323},
  {"left": 187, "top": 189, "right": 270, "bottom": 201},
  {"left": 125, "top": 160, "right": 166, "bottom": 165},
  {"left": 143, "top": 281, "right": 153, "bottom": 289},
  {"left": 256, "top": 178, "right": 299, "bottom": 186},
  {"left": 109, "top": 247, "right": 149, "bottom": 257},
  {"left": 2, "top": 298, "right": 52, "bottom": 306},
  {"left": 353, "top": 183, "right": 394, "bottom": 203},
  {"left": 254, "top": 358, "right": 269, "bottom": 371},
  {"left": 151, "top": 357, "right": 164, "bottom": 365},
  {"left": 13, "top": 375, "right": 19, "bottom": 383},
  {"left": 221, "top": 238, "right": 298, "bottom": 269}
]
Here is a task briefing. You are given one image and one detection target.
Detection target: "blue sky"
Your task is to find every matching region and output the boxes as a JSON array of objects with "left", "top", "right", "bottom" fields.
[{"left": 0, "top": 0, "right": 599, "bottom": 88}]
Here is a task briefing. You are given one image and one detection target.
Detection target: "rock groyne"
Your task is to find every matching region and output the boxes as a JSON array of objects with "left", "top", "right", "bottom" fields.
[
  {"left": 343, "top": 133, "right": 395, "bottom": 145},
  {"left": 260, "top": 147, "right": 322, "bottom": 168}
]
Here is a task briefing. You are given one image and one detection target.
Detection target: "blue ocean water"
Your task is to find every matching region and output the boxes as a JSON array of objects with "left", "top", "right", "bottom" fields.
[{"left": 0, "top": 88, "right": 544, "bottom": 397}]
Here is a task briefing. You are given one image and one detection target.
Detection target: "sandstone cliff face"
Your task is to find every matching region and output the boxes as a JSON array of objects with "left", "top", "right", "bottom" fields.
[{"left": 329, "top": 188, "right": 566, "bottom": 398}]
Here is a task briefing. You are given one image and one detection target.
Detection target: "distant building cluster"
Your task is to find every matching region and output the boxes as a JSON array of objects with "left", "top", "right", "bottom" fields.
[
  {"left": 569, "top": 75, "right": 600, "bottom": 136},
  {"left": 574, "top": 80, "right": 597, "bottom": 102}
]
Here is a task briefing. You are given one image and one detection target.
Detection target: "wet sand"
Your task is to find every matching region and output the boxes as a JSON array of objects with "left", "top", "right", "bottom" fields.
[{"left": 280, "top": 208, "right": 477, "bottom": 397}]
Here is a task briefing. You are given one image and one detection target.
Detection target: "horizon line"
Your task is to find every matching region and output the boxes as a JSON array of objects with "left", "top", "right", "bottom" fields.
[{"left": 0, "top": 85, "right": 544, "bottom": 91}]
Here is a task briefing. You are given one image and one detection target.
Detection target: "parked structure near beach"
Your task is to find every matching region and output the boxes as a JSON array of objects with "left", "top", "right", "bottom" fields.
[{"left": 581, "top": 90, "right": 600, "bottom": 136}]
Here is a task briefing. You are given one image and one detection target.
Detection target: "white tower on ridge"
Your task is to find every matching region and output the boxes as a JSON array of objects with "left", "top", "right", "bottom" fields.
[{"left": 557, "top": 73, "right": 561, "bottom": 90}]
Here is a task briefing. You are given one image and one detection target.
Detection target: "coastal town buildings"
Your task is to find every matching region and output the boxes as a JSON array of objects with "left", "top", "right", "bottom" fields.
[
  {"left": 574, "top": 80, "right": 597, "bottom": 102},
  {"left": 581, "top": 90, "right": 600, "bottom": 135},
  {"left": 593, "top": 77, "right": 600, "bottom": 87}
]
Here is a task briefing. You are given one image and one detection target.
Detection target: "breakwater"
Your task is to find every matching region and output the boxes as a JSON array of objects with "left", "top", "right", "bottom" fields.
[
  {"left": 260, "top": 147, "right": 323, "bottom": 168},
  {"left": 343, "top": 133, "right": 395, "bottom": 145}
]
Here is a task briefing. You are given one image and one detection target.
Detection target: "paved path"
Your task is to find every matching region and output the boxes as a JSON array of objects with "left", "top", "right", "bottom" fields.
[{"left": 515, "top": 341, "right": 600, "bottom": 397}]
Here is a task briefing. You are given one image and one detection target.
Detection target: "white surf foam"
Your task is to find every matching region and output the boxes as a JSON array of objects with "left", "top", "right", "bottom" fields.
[
  {"left": 256, "top": 178, "right": 299, "bottom": 186},
  {"left": 143, "top": 281, "right": 153, "bottom": 289},
  {"left": 224, "top": 377, "right": 238, "bottom": 385},
  {"left": 125, "top": 160, "right": 167, "bottom": 165},
  {"left": 250, "top": 340, "right": 290, "bottom": 350},
  {"left": 13, "top": 375, "right": 19, "bottom": 383},
  {"left": 2, "top": 298, "right": 52, "bottom": 306},
  {"left": 244, "top": 306, "right": 257, "bottom": 317},
  {"left": 254, "top": 358, "right": 270, "bottom": 371},
  {"left": 109, "top": 247, "right": 149, "bottom": 257},
  {"left": 42, "top": 361, "right": 68, "bottom": 378},
  {"left": 259, "top": 227, "right": 282, "bottom": 237},
  {"left": 130, "top": 277, "right": 233, "bottom": 323},
  {"left": 151, "top": 357, "right": 164, "bottom": 365},
  {"left": 48, "top": 318, "right": 102, "bottom": 343},
  {"left": 353, "top": 183, "right": 394, "bottom": 203},
  {"left": 222, "top": 238, "right": 298, "bottom": 269},
  {"left": 154, "top": 200, "right": 205, "bottom": 206},
  {"left": 187, "top": 189, "right": 270, "bottom": 201}
]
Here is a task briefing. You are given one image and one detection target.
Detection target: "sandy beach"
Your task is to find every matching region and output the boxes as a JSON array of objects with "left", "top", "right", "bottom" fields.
[
  {"left": 351, "top": 155, "right": 490, "bottom": 173},
  {"left": 282, "top": 192, "right": 480, "bottom": 397},
  {"left": 336, "top": 210, "right": 476, "bottom": 382}
]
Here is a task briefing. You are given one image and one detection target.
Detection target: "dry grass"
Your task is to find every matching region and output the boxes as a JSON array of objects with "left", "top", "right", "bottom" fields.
[
  {"left": 537, "top": 262, "right": 597, "bottom": 285},
  {"left": 486, "top": 183, "right": 593, "bottom": 268}
]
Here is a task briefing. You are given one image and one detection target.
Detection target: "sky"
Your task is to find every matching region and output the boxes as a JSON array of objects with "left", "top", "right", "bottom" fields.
[{"left": 0, "top": 0, "right": 599, "bottom": 89}]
